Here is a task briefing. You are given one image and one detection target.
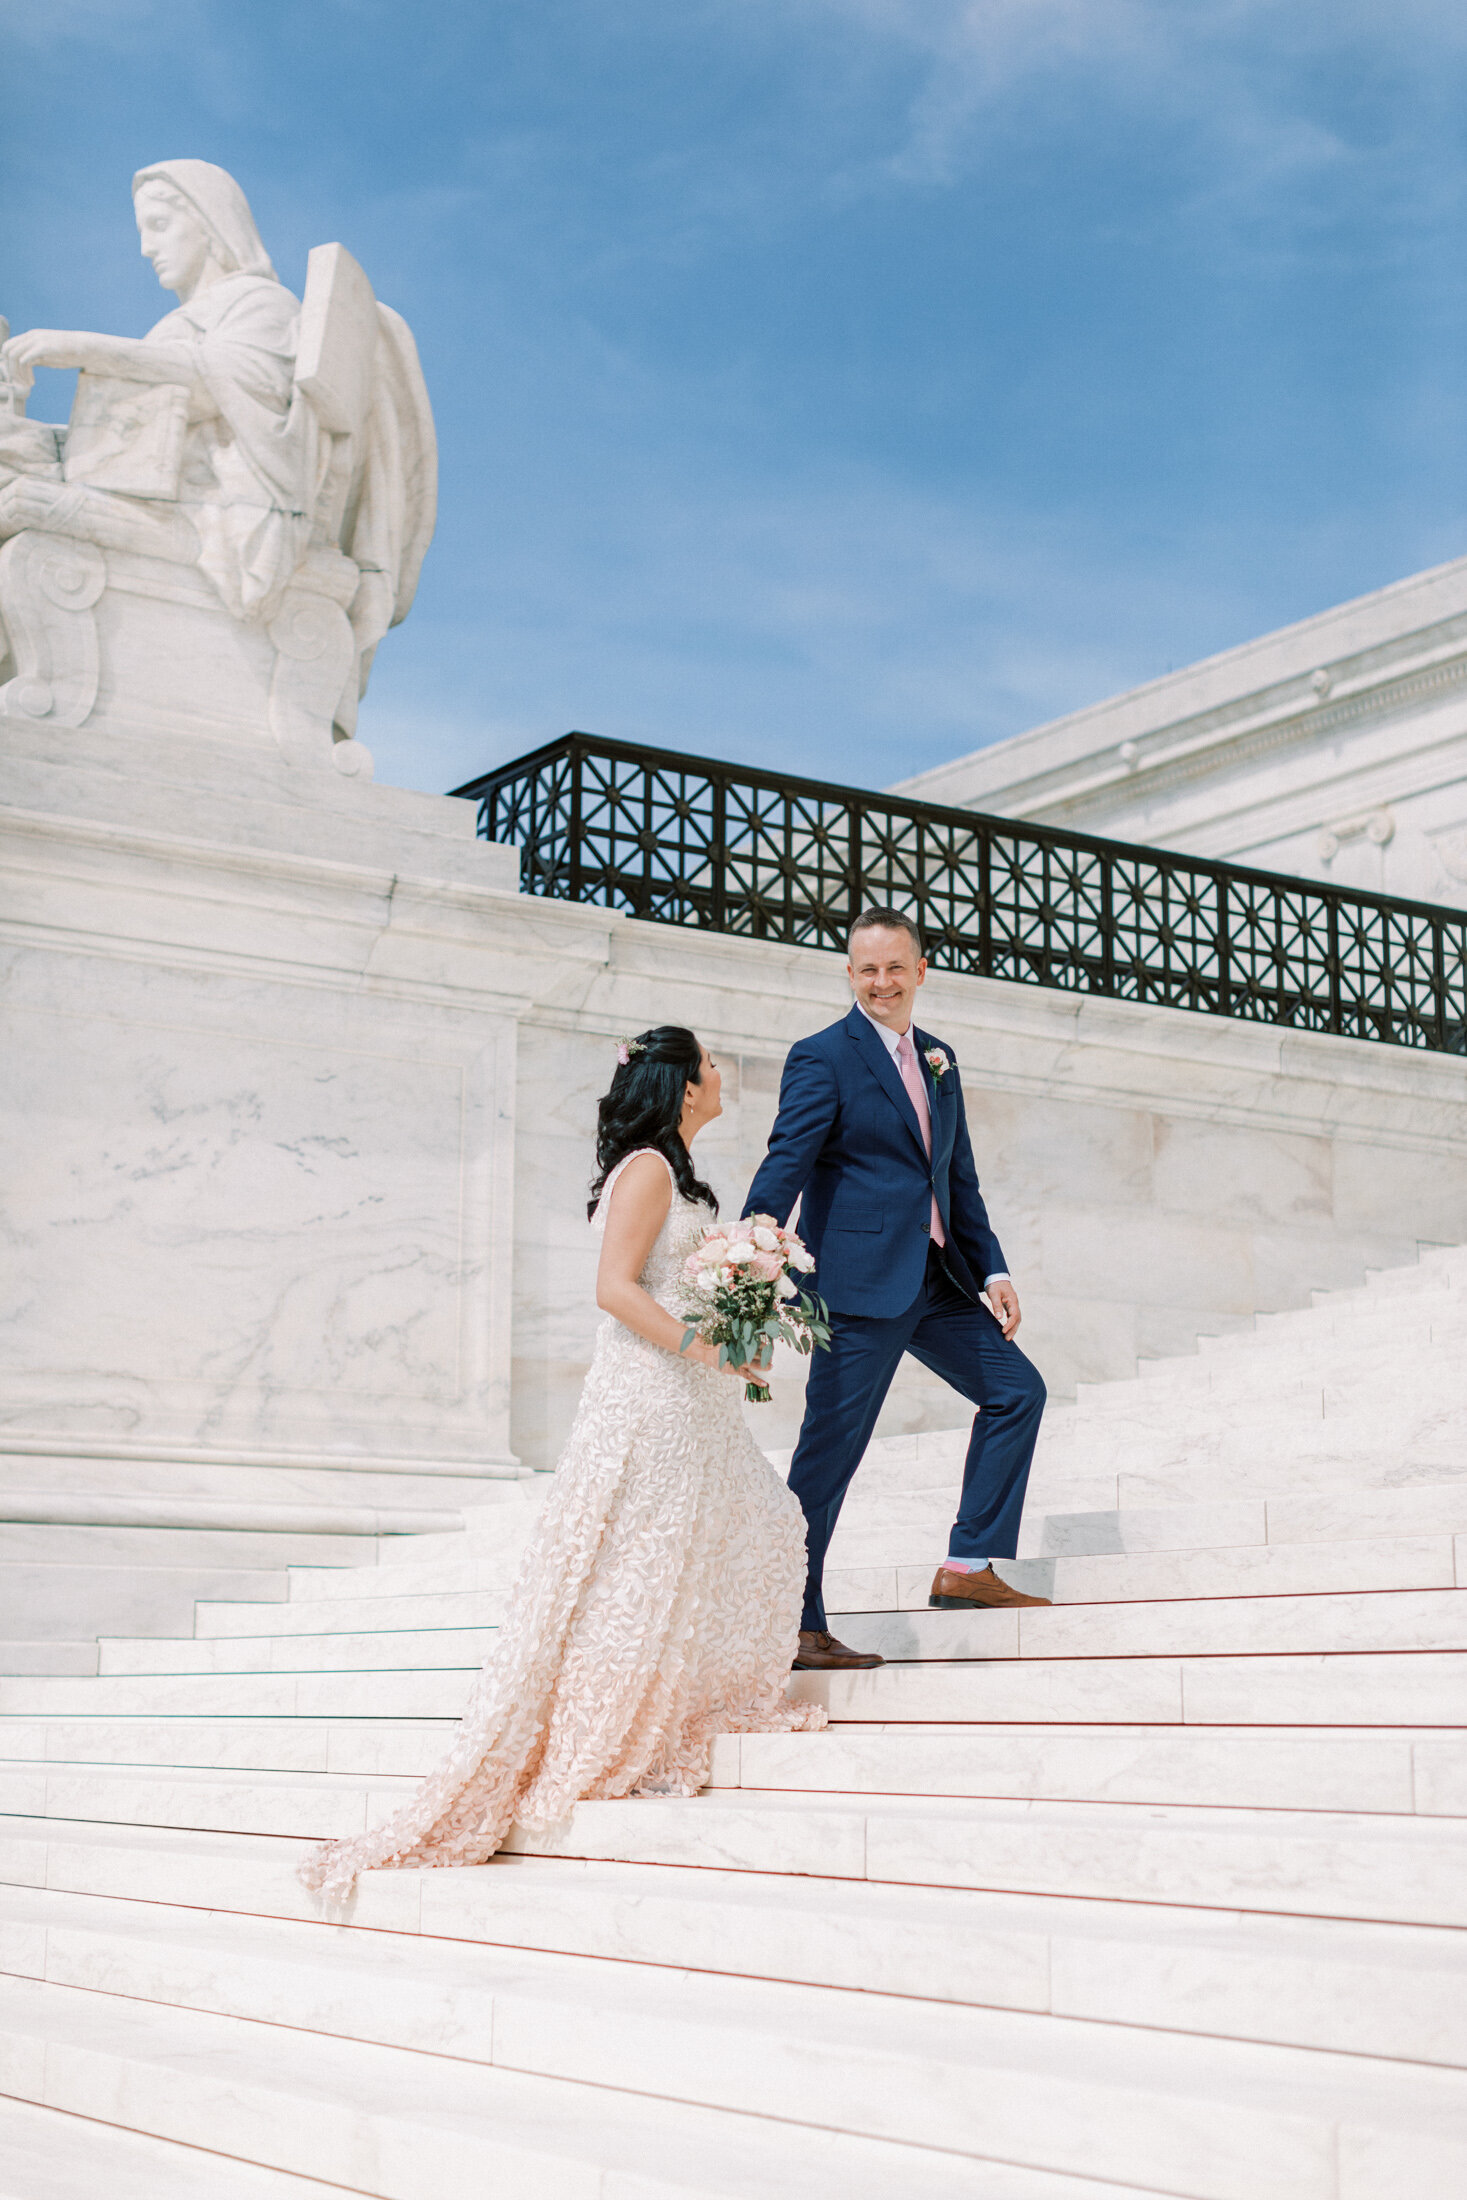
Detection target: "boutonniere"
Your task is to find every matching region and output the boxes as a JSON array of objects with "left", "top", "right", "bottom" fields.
[{"left": 924, "top": 1046, "right": 950, "bottom": 1081}]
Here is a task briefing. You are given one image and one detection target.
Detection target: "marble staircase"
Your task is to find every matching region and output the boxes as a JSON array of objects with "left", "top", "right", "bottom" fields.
[
  {"left": 0, "top": 1450, "right": 535, "bottom": 1677},
  {"left": 1, "top": 1245, "right": 1465, "bottom": 2194}
]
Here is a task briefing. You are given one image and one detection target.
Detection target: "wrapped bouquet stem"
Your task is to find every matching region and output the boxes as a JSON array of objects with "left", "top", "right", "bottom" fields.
[{"left": 680, "top": 1214, "right": 831, "bottom": 1403}]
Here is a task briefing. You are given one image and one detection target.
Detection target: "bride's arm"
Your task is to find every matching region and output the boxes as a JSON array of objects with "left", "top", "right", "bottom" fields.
[{"left": 595, "top": 1154, "right": 761, "bottom": 1380}]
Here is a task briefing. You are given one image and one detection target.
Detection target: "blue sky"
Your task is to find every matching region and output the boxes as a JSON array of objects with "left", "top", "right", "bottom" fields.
[{"left": 4, "top": 0, "right": 1467, "bottom": 796}]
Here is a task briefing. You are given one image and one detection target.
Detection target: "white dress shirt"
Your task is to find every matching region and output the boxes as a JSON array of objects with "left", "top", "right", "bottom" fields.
[{"left": 854, "top": 1001, "right": 1010, "bottom": 1291}]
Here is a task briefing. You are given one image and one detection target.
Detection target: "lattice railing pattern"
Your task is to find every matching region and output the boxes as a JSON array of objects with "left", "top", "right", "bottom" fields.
[{"left": 453, "top": 735, "right": 1467, "bottom": 1054}]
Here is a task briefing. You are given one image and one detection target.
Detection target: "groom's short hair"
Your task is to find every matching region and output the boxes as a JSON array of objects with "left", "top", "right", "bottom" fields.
[{"left": 848, "top": 906, "right": 924, "bottom": 958}]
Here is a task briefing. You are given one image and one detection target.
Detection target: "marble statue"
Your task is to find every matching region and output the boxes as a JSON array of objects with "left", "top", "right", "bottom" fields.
[{"left": 0, "top": 159, "right": 436, "bottom": 773}]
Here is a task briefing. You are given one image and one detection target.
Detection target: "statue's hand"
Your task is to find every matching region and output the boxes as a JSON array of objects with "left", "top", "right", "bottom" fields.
[
  {"left": 3, "top": 329, "right": 88, "bottom": 383},
  {"left": 0, "top": 333, "right": 37, "bottom": 395},
  {"left": 3, "top": 329, "right": 154, "bottom": 384}
]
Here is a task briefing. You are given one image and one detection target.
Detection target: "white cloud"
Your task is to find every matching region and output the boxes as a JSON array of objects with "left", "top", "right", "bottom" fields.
[{"left": 786, "top": 0, "right": 1467, "bottom": 250}]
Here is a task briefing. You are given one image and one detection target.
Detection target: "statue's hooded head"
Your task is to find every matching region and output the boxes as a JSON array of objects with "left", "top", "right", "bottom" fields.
[{"left": 131, "top": 159, "right": 277, "bottom": 287}]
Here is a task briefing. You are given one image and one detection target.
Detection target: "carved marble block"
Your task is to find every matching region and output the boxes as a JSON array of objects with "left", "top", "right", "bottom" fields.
[{"left": 0, "top": 160, "right": 436, "bottom": 779}]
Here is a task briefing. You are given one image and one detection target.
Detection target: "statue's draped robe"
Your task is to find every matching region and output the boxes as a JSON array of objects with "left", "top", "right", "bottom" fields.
[{"left": 147, "top": 274, "right": 316, "bottom": 623}]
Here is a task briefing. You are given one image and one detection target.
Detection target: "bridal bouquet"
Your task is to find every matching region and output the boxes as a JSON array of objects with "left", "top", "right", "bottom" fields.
[{"left": 679, "top": 1216, "right": 831, "bottom": 1403}]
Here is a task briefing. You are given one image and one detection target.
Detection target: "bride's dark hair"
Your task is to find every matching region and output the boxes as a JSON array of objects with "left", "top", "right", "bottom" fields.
[{"left": 588, "top": 1026, "right": 720, "bottom": 1219}]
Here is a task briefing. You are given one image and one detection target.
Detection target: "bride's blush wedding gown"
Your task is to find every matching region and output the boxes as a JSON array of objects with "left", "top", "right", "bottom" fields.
[{"left": 302, "top": 1148, "right": 825, "bottom": 1899}]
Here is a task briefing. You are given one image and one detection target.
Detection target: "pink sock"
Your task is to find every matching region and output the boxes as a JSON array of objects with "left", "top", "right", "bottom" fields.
[{"left": 943, "top": 1558, "right": 990, "bottom": 1574}]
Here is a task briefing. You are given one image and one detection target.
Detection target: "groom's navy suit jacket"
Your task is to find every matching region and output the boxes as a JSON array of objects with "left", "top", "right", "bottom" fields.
[{"left": 744, "top": 1005, "right": 1005, "bottom": 1319}]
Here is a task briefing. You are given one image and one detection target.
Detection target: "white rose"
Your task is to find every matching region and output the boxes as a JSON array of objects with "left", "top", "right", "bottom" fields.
[
  {"left": 723, "top": 1242, "right": 756, "bottom": 1264},
  {"left": 788, "top": 1245, "right": 815, "bottom": 1272},
  {"left": 776, "top": 1274, "right": 797, "bottom": 1300},
  {"left": 696, "top": 1270, "right": 719, "bottom": 1295},
  {"left": 751, "top": 1225, "right": 780, "bottom": 1252}
]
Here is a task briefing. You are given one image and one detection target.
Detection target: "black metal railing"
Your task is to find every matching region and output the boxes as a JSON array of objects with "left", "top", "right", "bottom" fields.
[{"left": 452, "top": 733, "right": 1467, "bottom": 1054}]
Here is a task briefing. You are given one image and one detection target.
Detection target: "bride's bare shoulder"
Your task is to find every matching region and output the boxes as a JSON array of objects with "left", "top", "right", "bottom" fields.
[
  {"left": 595, "top": 1148, "right": 676, "bottom": 1230},
  {"left": 618, "top": 1148, "right": 675, "bottom": 1194}
]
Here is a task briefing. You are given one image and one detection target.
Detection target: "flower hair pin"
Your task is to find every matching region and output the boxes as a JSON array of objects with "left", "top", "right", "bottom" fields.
[
  {"left": 925, "top": 1046, "right": 950, "bottom": 1080},
  {"left": 615, "top": 1037, "right": 646, "bottom": 1066}
]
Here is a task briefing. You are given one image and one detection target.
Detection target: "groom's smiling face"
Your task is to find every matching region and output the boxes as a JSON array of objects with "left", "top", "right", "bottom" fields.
[{"left": 847, "top": 924, "right": 927, "bottom": 1034}]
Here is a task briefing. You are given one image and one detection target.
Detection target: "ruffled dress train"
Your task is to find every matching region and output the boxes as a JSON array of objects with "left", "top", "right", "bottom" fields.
[{"left": 301, "top": 1150, "right": 824, "bottom": 1900}]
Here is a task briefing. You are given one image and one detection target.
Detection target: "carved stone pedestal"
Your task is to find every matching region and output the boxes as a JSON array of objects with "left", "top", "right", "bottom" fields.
[{"left": 0, "top": 531, "right": 372, "bottom": 776}]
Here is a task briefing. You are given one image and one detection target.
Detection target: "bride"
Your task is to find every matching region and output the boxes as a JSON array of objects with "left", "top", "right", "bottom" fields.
[{"left": 303, "top": 1026, "right": 825, "bottom": 1899}]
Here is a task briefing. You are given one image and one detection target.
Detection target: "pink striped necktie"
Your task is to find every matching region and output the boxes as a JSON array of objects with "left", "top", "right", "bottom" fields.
[{"left": 896, "top": 1033, "right": 945, "bottom": 1248}]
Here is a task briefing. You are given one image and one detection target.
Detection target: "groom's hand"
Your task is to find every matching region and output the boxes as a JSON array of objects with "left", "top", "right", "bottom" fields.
[{"left": 986, "top": 1278, "right": 1021, "bottom": 1339}]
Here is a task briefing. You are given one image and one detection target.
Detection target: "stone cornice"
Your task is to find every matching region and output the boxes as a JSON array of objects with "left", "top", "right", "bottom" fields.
[
  {"left": 1024, "top": 650, "right": 1467, "bottom": 828},
  {"left": 1130, "top": 721, "right": 1467, "bottom": 861}
]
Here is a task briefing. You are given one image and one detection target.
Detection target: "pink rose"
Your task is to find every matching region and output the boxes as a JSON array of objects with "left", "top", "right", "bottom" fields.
[{"left": 749, "top": 1249, "right": 783, "bottom": 1282}]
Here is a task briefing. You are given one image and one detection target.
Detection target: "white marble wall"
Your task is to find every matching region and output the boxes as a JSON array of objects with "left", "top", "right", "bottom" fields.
[
  {"left": 504, "top": 915, "right": 1467, "bottom": 1466},
  {"left": 5, "top": 712, "right": 1467, "bottom": 1485},
  {"left": 0, "top": 723, "right": 520, "bottom": 1470}
]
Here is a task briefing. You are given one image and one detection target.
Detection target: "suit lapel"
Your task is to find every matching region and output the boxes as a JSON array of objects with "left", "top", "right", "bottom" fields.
[{"left": 845, "top": 1006, "right": 929, "bottom": 1161}]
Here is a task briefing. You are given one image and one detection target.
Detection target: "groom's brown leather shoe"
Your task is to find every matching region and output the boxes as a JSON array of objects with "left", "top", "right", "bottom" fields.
[
  {"left": 792, "top": 1630, "right": 885, "bottom": 1670},
  {"left": 929, "top": 1564, "right": 1052, "bottom": 1610}
]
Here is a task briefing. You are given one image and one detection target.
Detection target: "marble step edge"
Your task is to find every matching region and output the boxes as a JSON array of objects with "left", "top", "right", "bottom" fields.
[
  {"left": 1109, "top": 1464, "right": 1467, "bottom": 1509},
  {"left": 177, "top": 1539, "right": 1467, "bottom": 1651},
  {"left": 1111, "top": 1370, "right": 1464, "bottom": 1413},
  {"left": 0, "top": 1972, "right": 1177, "bottom": 2200},
  {"left": 0, "top": 1493, "right": 461, "bottom": 1535},
  {"left": 1046, "top": 1455, "right": 1467, "bottom": 1493},
  {"left": 1028, "top": 1406, "right": 1467, "bottom": 1448},
  {"left": 317, "top": 1465, "right": 1467, "bottom": 1585},
  {"left": 193, "top": 1532, "right": 1467, "bottom": 1638},
  {"left": 495, "top": 1788, "right": 1467, "bottom": 1931},
  {"left": 0, "top": 2097, "right": 363, "bottom": 2199},
  {"left": 5, "top": 1724, "right": 1463, "bottom": 1825},
  {"left": 8, "top": 1711, "right": 1466, "bottom": 1761},
  {"left": 1145, "top": 1312, "right": 1467, "bottom": 1359},
  {"left": 269, "top": 1540, "right": 1467, "bottom": 1610},
  {"left": 14, "top": 1627, "right": 1467, "bottom": 1716},
  {"left": 282, "top": 1464, "right": 1467, "bottom": 1590},
  {"left": 6, "top": 1784, "right": 1463, "bottom": 1926},
  {"left": 8, "top": 1645, "right": 1464, "bottom": 1737},
  {"left": 8, "top": 1659, "right": 1467, "bottom": 1728},
  {"left": 6, "top": 1826, "right": 1465, "bottom": 2071},
  {"left": 708, "top": 1725, "right": 1467, "bottom": 1820},
  {"left": 1121, "top": 1356, "right": 1467, "bottom": 1406},
  {"left": 11, "top": 1639, "right": 1467, "bottom": 1720},
  {"left": 1056, "top": 1351, "right": 1467, "bottom": 1392},
  {"left": 1015, "top": 1543, "right": 1467, "bottom": 1595},
  {"left": 1223, "top": 1322, "right": 1467, "bottom": 1364},
  {"left": 10, "top": 1587, "right": 1467, "bottom": 1701},
  {"left": 1033, "top": 1492, "right": 1467, "bottom": 1553},
  {"left": 0, "top": 1433, "right": 537, "bottom": 1481},
  {"left": 830, "top": 1475, "right": 1467, "bottom": 1521},
  {"left": 10, "top": 1881, "right": 1467, "bottom": 2151}
]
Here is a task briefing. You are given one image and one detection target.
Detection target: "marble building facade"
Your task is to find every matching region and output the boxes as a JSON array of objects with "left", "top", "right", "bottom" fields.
[{"left": 896, "top": 553, "right": 1467, "bottom": 910}]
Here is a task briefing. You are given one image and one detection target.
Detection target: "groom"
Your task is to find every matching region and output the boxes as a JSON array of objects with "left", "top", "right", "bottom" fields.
[{"left": 744, "top": 907, "right": 1050, "bottom": 1671}]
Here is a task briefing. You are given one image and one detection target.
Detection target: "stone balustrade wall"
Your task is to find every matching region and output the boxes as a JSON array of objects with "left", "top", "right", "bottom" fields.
[{"left": 4, "top": 727, "right": 1466, "bottom": 1476}]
